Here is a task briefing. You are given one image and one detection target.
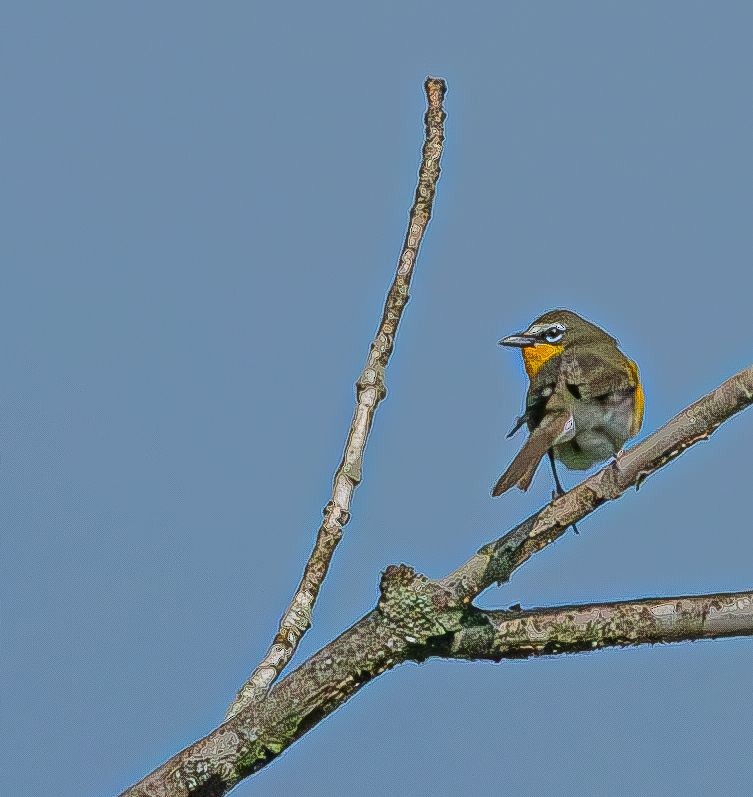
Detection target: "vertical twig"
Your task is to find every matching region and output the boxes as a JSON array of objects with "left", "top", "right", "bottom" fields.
[{"left": 226, "top": 77, "right": 447, "bottom": 718}]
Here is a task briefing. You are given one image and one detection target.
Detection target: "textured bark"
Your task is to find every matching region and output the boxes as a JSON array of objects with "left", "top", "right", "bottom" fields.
[
  {"left": 122, "top": 610, "right": 406, "bottom": 797},
  {"left": 451, "top": 592, "right": 753, "bottom": 660},
  {"left": 226, "top": 77, "right": 447, "bottom": 719},
  {"left": 120, "top": 365, "right": 753, "bottom": 797}
]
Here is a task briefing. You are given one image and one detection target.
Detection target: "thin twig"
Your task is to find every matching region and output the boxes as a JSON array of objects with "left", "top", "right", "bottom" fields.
[
  {"left": 226, "top": 77, "right": 447, "bottom": 719},
  {"left": 121, "top": 365, "right": 753, "bottom": 797}
]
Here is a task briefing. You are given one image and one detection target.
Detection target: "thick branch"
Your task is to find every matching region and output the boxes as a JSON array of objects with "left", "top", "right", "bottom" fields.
[
  {"left": 122, "top": 608, "right": 403, "bottom": 797},
  {"left": 121, "top": 588, "right": 753, "bottom": 797},
  {"left": 226, "top": 77, "right": 447, "bottom": 718},
  {"left": 449, "top": 592, "right": 753, "bottom": 661},
  {"left": 440, "top": 364, "right": 753, "bottom": 602}
]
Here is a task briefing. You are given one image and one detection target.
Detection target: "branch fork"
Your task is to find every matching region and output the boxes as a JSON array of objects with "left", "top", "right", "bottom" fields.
[{"left": 120, "top": 76, "right": 753, "bottom": 797}]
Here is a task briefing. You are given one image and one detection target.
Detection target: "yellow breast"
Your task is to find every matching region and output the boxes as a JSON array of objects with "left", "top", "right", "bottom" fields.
[
  {"left": 522, "top": 343, "right": 563, "bottom": 379},
  {"left": 627, "top": 358, "right": 645, "bottom": 436}
]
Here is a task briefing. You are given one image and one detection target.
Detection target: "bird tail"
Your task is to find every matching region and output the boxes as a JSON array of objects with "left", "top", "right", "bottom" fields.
[{"left": 491, "top": 412, "right": 573, "bottom": 496}]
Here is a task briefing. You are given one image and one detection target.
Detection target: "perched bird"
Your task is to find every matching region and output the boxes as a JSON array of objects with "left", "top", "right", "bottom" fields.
[{"left": 492, "top": 309, "right": 644, "bottom": 498}]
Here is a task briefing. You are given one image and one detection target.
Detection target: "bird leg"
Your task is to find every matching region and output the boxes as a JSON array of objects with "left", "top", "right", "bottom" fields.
[{"left": 548, "top": 449, "right": 579, "bottom": 534}]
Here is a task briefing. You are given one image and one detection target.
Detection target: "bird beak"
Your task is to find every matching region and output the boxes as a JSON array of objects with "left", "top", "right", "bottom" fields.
[{"left": 498, "top": 332, "right": 536, "bottom": 347}]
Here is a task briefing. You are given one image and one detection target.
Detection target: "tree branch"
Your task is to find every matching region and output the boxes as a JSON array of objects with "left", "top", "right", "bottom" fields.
[
  {"left": 449, "top": 592, "right": 753, "bottom": 661},
  {"left": 120, "top": 366, "right": 753, "bottom": 797},
  {"left": 121, "top": 588, "right": 753, "bottom": 797},
  {"left": 226, "top": 77, "right": 447, "bottom": 718}
]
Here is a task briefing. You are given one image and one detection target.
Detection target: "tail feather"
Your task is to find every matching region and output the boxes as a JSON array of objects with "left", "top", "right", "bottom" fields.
[{"left": 492, "top": 412, "right": 572, "bottom": 496}]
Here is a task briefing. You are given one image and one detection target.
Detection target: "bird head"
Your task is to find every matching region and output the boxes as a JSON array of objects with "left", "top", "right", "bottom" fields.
[{"left": 499, "top": 309, "right": 616, "bottom": 378}]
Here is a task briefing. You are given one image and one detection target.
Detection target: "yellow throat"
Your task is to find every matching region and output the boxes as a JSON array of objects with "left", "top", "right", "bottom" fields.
[{"left": 522, "top": 343, "right": 563, "bottom": 379}]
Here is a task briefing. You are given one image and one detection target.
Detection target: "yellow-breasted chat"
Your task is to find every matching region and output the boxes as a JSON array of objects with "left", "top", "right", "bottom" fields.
[{"left": 492, "top": 309, "right": 644, "bottom": 498}]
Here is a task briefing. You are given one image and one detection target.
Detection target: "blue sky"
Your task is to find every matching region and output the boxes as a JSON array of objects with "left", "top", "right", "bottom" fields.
[{"left": 2, "top": 3, "right": 751, "bottom": 795}]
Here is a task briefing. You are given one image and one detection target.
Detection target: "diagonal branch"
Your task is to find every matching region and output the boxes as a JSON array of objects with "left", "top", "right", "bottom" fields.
[
  {"left": 439, "top": 363, "right": 753, "bottom": 602},
  {"left": 121, "top": 365, "right": 753, "bottom": 797},
  {"left": 226, "top": 77, "right": 448, "bottom": 718}
]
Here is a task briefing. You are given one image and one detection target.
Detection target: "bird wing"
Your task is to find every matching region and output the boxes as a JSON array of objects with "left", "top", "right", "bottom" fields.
[{"left": 559, "top": 349, "right": 638, "bottom": 403}]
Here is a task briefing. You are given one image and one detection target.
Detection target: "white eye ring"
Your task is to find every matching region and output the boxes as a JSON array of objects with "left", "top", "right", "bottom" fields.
[{"left": 544, "top": 327, "right": 564, "bottom": 343}]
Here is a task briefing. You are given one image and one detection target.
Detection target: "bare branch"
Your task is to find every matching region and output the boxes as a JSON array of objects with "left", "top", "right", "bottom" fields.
[
  {"left": 120, "top": 366, "right": 753, "bottom": 797},
  {"left": 121, "top": 588, "right": 753, "bottom": 797},
  {"left": 450, "top": 592, "right": 753, "bottom": 661},
  {"left": 226, "top": 77, "right": 448, "bottom": 718},
  {"left": 439, "top": 364, "right": 753, "bottom": 602}
]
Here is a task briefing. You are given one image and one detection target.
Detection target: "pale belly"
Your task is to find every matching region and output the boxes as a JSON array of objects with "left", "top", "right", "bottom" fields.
[{"left": 553, "top": 396, "right": 634, "bottom": 470}]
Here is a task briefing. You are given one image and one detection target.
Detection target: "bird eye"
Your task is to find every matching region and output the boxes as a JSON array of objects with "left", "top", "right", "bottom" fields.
[{"left": 544, "top": 327, "right": 563, "bottom": 343}]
